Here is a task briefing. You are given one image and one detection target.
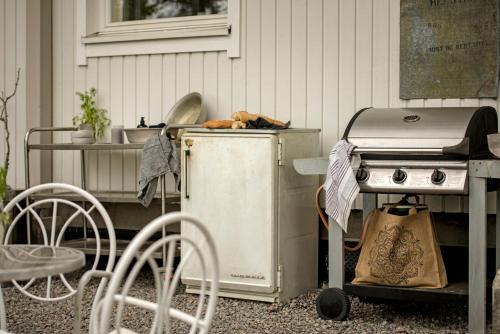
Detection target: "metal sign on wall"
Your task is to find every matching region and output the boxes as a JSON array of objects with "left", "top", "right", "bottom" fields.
[{"left": 400, "top": 0, "right": 499, "bottom": 99}]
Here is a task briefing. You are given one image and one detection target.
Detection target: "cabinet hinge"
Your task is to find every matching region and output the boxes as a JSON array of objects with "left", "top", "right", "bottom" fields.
[
  {"left": 277, "top": 265, "right": 283, "bottom": 292},
  {"left": 277, "top": 139, "right": 284, "bottom": 166}
]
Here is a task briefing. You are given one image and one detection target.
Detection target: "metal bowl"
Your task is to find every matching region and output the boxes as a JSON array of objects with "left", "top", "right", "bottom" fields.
[
  {"left": 164, "top": 92, "right": 206, "bottom": 126},
  {"left": 124, "top": 128, "right": 162, "bottom": 144}
]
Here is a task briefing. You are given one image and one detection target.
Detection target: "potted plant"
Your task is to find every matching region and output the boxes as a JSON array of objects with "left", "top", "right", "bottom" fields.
[
  {"left": 0, "top": 69, "right": 20, "bottom": 241},
  {"left": 72, "top": 88, "right": 110, "bottom": 143}
]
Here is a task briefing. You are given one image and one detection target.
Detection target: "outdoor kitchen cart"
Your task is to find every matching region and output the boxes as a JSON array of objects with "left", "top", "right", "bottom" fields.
[
  {"left": 23, "top": 127, "right": 180, "bottom": 264},
  {"left": 294, "top": 107, "right": 499, "bottom": 334}
]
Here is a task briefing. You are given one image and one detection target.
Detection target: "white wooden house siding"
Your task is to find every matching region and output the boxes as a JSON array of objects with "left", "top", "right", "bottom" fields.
[{"left": 2, "top": 0, "right": 500, "bottom": 213}]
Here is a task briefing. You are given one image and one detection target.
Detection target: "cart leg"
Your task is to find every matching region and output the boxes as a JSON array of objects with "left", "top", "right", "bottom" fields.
[
  {"left": 497, "top": 189, "right": 500, "bottom": 271},
  {"left": 363, "top": 193, "right": 377, "bottom": 219},
  {"left": 329, "top": 217, "right": 344, "bottom": 289},
  {"left": 469, "top": 176, "right": 487, "bottom": 334},
  {"left": 0, "top": 284, "right": 5, "bottom": 331}
]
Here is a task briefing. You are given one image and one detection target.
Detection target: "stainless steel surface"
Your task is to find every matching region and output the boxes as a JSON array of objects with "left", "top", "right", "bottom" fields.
[
  {"left": 28, "top": 143, "right": 145, "bottom": 150},
  {"left": 165, "top": 92, "right": 206, "bottom": 125},
  {"left": 357, "top": 164, "right": 468, "bottom": 195},
  {"left": 347, "top": 107, "right": 478, "bottom": 150},
  {"left": 186, "top": 128, "right": 321, "bottom": 134}
]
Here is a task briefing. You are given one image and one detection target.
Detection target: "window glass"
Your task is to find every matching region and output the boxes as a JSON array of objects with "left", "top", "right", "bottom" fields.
[{"left": 110, "top": 0, "right": 228, "bottom": 22}]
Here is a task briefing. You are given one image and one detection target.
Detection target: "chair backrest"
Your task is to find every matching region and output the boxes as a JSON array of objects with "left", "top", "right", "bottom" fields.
[
  {"left": 94, "top": 212, "right": 219, "bottom": 334},
  {"left": 2, "top": 183, "right": 116, "bottom": 302}
]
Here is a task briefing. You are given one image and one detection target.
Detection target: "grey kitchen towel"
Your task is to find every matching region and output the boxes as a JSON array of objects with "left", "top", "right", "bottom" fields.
[
  {"left": 138, "top": 134, "right": 180, "bottom": 207},
  {"left": 324, "top": 139, "right": 359, "bottom": 232}
]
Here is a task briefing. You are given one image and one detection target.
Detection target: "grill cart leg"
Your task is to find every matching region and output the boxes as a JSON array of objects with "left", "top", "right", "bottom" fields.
[
  {"left": 329, "top": 217, "right": 344, "bottom": 289},
  {"left": 469, "top": 175, "right": 487, "bottom": 334},
  {"left": 315, "top": 215, "right": 350, "bottom": 320}
]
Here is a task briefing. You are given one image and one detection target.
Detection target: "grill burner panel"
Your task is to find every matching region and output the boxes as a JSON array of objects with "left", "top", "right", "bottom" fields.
[
  {"left": 343, "top": 107, "right": 497, "bottom": 195},
  {"left": 356, "top": 160, "right": 468, "bottom": 194}
]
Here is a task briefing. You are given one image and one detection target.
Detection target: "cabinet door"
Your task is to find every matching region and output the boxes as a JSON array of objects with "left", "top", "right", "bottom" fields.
[{"left": 181, "top": 134, "right": 278, "bottom": 293}]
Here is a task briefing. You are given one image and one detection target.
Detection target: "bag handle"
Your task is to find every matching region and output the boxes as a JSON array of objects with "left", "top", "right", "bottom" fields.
[
  {"left": 315, "top": 185, "right": 373, "bottom": 251},
  {"left": 382, "top": 205, "right": 418, "bottom": 215}
]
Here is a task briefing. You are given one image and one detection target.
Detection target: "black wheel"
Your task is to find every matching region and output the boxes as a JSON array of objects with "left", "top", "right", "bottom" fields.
[{"left": 316, "top": 288, "right": 351, "bottom": 321}]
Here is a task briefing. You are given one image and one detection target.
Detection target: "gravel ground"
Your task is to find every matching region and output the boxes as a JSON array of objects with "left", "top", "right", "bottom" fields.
[{"left": 1, "top": 270, "right": 485, "bottom": 333}]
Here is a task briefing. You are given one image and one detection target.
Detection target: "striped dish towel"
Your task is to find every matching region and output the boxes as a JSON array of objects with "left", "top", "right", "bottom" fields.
[{"left": 324, "top": 139, "right": 360, "bottom": 232}]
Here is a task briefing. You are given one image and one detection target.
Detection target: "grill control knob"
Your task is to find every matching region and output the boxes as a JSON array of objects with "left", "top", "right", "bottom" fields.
[
  {"left": 431, "top": 169, "right": 446, "bottom": 185},
  {"left": 356, "top": 167, "right": 369, "bottom": 182},
  {"left": 392, "top": 169, "right": 407, "bottom": 184}
]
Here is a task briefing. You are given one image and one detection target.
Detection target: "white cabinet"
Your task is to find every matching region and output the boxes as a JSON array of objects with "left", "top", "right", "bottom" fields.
[{"left": 181, "top": 129, "right": 319, "bottom": 302}]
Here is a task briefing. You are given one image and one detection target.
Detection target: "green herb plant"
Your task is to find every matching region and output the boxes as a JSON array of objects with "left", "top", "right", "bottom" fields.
[{"left": 73, "top": 88, "right": 110, "bottom": 141}]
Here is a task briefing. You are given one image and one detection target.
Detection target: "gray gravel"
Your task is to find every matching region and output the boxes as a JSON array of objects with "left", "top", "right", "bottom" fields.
[{"left": 1, "top": 270, "right": 481, "bottom": 333}]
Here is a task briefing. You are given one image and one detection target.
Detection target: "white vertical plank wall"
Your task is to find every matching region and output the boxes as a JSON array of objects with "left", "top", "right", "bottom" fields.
[
  {"left": 50, "top": 0, "right": 500, "bottom": 213},
  {"left": 0, "top": 0, "right": 30, "bottom": 190}
]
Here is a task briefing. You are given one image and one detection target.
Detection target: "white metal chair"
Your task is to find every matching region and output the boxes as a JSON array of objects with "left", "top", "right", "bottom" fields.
[
  {"left": 75, "top": 212, "right": 219, "bottom": 334},
  {"left": 0, "top": 183, "right": 116, "bottom": 330}
]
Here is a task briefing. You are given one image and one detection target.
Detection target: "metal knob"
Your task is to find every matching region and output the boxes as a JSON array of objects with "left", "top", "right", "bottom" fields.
[
  {"left": 392, "top": 169, "right": 407, "bottom": 184},
  {"left": 431, "top": 169, "right": 446, "bottom": 185},
  {"left": 356, "top": 167, "right": 369, "bottom": 182}
]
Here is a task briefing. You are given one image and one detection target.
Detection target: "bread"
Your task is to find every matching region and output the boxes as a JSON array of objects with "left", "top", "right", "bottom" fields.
[
  {"left": 232, "top": 110, "right": 286, "bottom": 127},
  {"left": 201, "top": 120, "right": 234, "bottom": 129}
]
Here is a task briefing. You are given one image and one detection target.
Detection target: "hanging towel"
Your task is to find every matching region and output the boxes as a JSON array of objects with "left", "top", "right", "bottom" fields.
[
  {"left": 138, "top": 134, "right": 180, "bottom": 207},
  {"left": 324, "top": 139, "right": 360, "bottom": 232}
]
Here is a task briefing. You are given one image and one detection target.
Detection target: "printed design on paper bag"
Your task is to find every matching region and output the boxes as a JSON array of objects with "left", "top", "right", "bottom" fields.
[{"left": 369, "top": 225, "right": 424, "bottom": 285}]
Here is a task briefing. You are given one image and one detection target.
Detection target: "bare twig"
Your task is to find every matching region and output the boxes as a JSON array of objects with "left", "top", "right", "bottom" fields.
[{"left": 0, "top": 68, "right": 21, "bottom": 181}]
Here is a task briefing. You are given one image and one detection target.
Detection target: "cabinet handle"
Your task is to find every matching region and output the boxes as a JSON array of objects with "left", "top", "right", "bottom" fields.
[{"left": 184, "top": 149, "right": 190, "bottom": 199}]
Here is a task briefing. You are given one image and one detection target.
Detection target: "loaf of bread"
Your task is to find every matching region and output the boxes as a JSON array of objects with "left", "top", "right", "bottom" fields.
[
  {"left": 232, "top": 111, "right": 286, "bottom": 127},
  {"left": 201, "top": 120, "right": 234, "bottom": 129}
]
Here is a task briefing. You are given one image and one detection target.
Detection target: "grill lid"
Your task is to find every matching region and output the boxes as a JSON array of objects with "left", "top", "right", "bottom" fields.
[{"left": 343, "top": 107, "right": 497, "bottom": 157}]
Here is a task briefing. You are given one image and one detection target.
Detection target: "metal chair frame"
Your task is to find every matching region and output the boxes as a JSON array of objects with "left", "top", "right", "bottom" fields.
[
  {"left": 0, "top": 183, "right": 116, "bottom": 330},
  {"left": 75, "top": 212, "right": 219, "bottom": 334}
]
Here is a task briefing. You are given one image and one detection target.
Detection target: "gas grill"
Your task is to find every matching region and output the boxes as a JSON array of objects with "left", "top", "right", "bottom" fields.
[
  {"left": 344, "top": 107, "right": 498, "bottom": 195},
  {"left": 293, "top": 106, "right": 499, "bottom": 333}
]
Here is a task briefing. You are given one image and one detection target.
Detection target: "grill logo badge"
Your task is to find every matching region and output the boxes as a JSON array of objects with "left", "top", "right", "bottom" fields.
[
  {"left": 403, "top": 115, "right": 421, "bottom": 123},
  {"left": 368, "top": 225, "right": 424, "bottom": 285}
]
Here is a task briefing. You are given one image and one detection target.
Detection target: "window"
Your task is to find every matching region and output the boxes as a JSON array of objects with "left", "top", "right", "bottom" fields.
[
  {"left": 109, "top": 0, "right": 228, "bottom": 22},
  {"left": 76, "top": 0, "right": 240, "bottom": 65}
]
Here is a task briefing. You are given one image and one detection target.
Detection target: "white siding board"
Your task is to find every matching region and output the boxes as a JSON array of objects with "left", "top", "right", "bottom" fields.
[
  {"left": 176, "top": 54, "right": 190, "bottom": 100},
  {"left": 306, "top": 0, "right": 323, "bottom": 131},
  {"left": 189, "top": 53, "right": 204, "bottom": 101},
  {"left": 245, "top": 0, "right": 261, "bottom": 114},
  {"left": 203, "top": 52, "right": 219, "bottom": 119},
  {"left": 217, "top": 52, "right": 232, "bottom": 118},
  {"left": 61, "top": 0, "right": 74, "bottom": 185},
  {"left": 135, "top": 55, "right": 149, "bottom": 191},
  {"left": 85, "top": 58, "right": 98, "bottom": 191},
  {"left": 231, "top": 0, "right": 247, "bottom": 112},
  {"left": 322, "top": 0, "right": 339, "bottom": 155},
  {"left": 110, "top": 56, "right": 124, "bottom": 191},
  {"left": 5, "top": 0, "right": 16, "bottom": 186},
  {"left": 290, "top": 0, "right": 307, "bottom": 128},
  {"left": 260, "top": 0, "right": 276, "bottom": 118},
  {"left": 275, "top": 0, "right": 292, "bottom": 124},
  {"left": 338, "top": 0, "right": 356, "bottom": 133},
  {"left": 14, "top": 0, "right": 27, "bottom": 188},
  {"left": 97, "top": 57, "right": 111, "bottom": 191},
  {"left": 122, "top": 56, "right": 136, "bottom": 192},
  {"left": 149, "top": 54, "right": 163, "bottom": 125},
  {"left": 52, "top": 0, "right": 63, "bottom": 184},
  {"left": 0, "top": 0, "right": 5, "bottom": 168},
  {"left": 162, "top": 54, "right": 177, "bottom": 121}
]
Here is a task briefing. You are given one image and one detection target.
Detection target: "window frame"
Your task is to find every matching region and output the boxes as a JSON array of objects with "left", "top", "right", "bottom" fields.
[{"left": 76, "top": 0, "right": 240, "bottom": 66}]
